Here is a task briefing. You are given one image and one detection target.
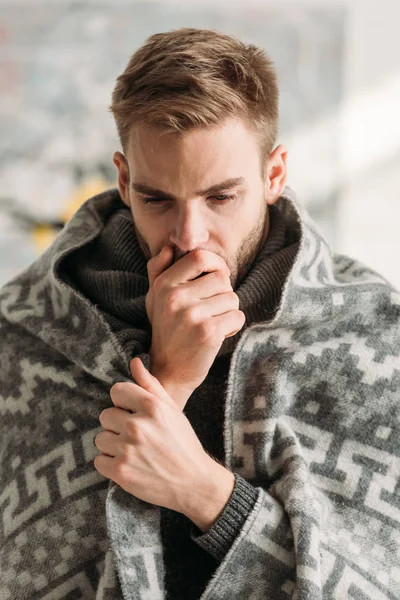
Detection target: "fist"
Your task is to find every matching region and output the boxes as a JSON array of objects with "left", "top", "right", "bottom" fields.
[{"left": 145, "top": 246, "right": 245, "bottom": 407}]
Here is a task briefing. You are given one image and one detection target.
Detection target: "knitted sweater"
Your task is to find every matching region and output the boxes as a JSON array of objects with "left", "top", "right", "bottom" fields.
[
  {"left": 1, "top": 187, "right": 400, "bottom": 600},
  {"left": 61, "top": 197, "right": 299, "bottom": 599}
]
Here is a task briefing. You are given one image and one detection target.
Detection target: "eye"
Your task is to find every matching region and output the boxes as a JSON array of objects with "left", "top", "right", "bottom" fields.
[
  {"left": 142, "top": 197, "right": 164, "bottom": 206},
  {"left": 143, "top": 194, "right": 237, "bottom": 206},
  {"left": 142, "top": 194, "right": 237, "bottom": 207},
  {"left": 212, "top": 194, "right": 236, "bottom": 204}
]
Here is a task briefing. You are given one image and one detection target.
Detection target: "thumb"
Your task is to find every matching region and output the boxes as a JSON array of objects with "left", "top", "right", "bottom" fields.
[
  {"left": 147, "top": 246, "right": 174, "bottom": 287},
  {"left": 130, "top": 357, "right": 168, "bottom": 398}
]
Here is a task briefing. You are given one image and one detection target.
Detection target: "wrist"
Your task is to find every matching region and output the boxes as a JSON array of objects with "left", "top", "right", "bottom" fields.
[
  {"left": 182, "top": 458, "right": 236, "bottom": 532},
  {"left": 150, "top": 367, "right": 193, "bottom": 410}
]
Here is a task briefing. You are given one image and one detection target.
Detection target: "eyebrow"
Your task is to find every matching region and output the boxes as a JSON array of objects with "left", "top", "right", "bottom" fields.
[{"left": 131, "top": 177, "right": 246, "bottom": 200}]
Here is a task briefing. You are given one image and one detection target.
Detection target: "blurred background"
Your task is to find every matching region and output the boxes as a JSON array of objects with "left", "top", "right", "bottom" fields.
[{"left": 0, "top": 0, "right": 399, "bottom": 289}]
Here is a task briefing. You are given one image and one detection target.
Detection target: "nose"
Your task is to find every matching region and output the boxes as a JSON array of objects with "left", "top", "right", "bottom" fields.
[{"left": 169, "top": 207, "right": 209, "bottom": 254}]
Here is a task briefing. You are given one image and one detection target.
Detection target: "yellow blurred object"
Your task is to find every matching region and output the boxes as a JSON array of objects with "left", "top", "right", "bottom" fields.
[
  {"left": 31, "top": 175, "right": 111, "bottom": 254},
  {"left": 61, "top": 175, "right": 110, "bottom": 223},
  {"left": 32, "top": 225, "right": 58, "bottom": 253}
]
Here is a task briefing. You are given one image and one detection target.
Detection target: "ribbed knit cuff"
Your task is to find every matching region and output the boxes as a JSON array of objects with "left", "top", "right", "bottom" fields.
[{"left": 189, "top": 473, "right": 260, "bottom": 562}]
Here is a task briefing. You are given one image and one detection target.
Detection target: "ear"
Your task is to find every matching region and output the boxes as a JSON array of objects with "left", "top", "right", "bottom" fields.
[
  {"left": 113, "top": 151, "right": 130, "bottom": 207},
  {"left": 264, "top": 144, "right": 288, "bottom": 205}
]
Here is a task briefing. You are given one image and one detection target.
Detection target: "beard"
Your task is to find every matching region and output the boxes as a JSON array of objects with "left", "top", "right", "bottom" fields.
[{"left": 130, "top": 198, "right": 269, "bottom": 291}]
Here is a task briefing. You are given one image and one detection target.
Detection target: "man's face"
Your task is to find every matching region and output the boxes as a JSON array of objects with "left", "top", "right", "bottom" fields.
[{"left": 114, "top": 117, "right": 285, "bottom": 290}]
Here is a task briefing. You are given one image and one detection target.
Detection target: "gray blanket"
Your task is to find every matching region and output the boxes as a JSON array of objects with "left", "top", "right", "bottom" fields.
[{"left": 1, "top": 187, "right": 400, "bottom": 599}]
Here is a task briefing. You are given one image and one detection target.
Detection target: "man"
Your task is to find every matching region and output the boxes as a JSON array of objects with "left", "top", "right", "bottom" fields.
[{"left": 1, "top": 27, "right": 399, "bottom": 600}]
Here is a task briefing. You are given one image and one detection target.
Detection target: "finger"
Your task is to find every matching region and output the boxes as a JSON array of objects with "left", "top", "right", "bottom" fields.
[
  {"left": 186, "top": 291, "right": 240, "bottom": 322},
  {"left": 94, "top": 453, "right": 117, "bottom": 479},
  {"left": 130, "top": 357, "right": 168, "bottom": 397},
  {"left": 154, "top": 249, "right": 230, "bottom": 289},
  {"left": 179, "top": 269, "right": 233, "bottom": 300},
  {"left": 147, "top": 245, "right": 174, "bottom": 287},
  {"left": 99, "top": 406, "right": 127, "bottom": 434},
  {"left": 213, "top": 309, "right": 246, "bottom": 339},
  {"left": 130, "top": 359, "right": 177, "bottom": 412},
  {"left": 94, "top": 430, "right": 119, "bottom": 457},
  {"left": 110, "top": 380, "right": 151, "bottom": 413}
]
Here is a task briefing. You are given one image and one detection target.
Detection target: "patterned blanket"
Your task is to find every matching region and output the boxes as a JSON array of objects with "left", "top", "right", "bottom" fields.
[{"left": 1, "top": 187, "right": 400, "bottom": 599}]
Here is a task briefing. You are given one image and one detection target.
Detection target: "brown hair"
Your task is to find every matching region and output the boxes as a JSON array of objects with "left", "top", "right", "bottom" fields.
[{"left": 109, "top": 28, "right": 279, "bottom": 170}]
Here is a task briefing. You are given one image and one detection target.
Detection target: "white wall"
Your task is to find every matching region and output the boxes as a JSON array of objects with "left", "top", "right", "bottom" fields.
[{"left": 337, "top": 0, "right": 400, "bottom": 290}]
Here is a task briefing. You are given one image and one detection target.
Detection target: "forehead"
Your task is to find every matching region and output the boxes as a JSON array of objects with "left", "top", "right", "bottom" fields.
[{"left": 127, "top": 117, "right": 261, "bottom": 186}]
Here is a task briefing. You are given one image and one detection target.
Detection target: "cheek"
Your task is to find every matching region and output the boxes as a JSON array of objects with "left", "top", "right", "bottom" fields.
[
  {"left": 133, "top": 212, "right": 161, "bottom": 244},
  {"left": 225, "top": 211, "right": 254, "bottom": 245},
  {"left": 130, "top": 218, "right": 158, "bottom": 260},
  {"left": 210, "top": 211, "right": 252, "bottom": 263}
]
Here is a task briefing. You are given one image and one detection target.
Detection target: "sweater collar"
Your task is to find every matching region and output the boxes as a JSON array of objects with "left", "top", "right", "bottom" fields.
[{"left": 60, "top": 194, "right": 299, "bottom": 357}]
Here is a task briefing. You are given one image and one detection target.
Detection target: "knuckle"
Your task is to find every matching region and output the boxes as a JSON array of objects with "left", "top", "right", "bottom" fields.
[
  {"left": 184, "top": 307, "right": 199, "bottom": 325},
  {"left": 124, "top": 418, "right": 148, "bottom": 443},
  {"left": 213, "top": 269, "right": 225, "bottom": 286},
  {"left": 165, "top": 289, "right": 183, "bottom": 312},
  {"left": 124, "top": 418, "right": 139, "bottom": 437},
  {"left": 114, "top": 459, "right": 127, "bottom": 478},
  {"left": 216, "top": 266, "right": 231, "bottom": 289},
  {"left": 191, "top": 250, "right": 230, "bottom": 282},
  {"left": 198, "top": 320, "right": 215, "bottom": 342},
  {"left": 143, "top": 396, "right": 160, "bottom": 419}
]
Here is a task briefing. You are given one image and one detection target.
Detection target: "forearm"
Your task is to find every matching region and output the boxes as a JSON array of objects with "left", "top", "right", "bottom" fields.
[
  {"left": 149, "top": 365, "right": 194, "bottom": 410},
  {"left": 189, "top": 472, "right": 260, "bottom": 561},
  {"left": 182, "top": 462, "right": 236, "bottom": 533}
]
